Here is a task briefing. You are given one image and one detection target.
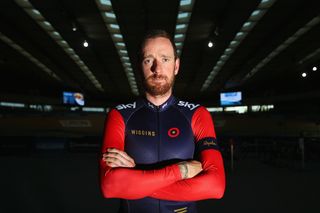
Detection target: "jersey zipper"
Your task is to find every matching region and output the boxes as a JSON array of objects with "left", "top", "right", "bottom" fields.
[
  {"left": 156, "top": 106, "right": 161, "bottom": 161},
  {"left": 156, "top": 105, "right": 161, "bottom": 213}
]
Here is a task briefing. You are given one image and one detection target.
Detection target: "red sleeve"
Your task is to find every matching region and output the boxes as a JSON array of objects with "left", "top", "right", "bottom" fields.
[
  {"left": 100, "top": 109, "right": 182, "bottom": 200},
  {"left": 150, "top": 107, "right": 226, "bottom": 201}
]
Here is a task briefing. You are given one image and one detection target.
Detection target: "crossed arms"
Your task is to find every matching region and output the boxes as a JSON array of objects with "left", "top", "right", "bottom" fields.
[{"left": 100, "top": 108, "right": 225, "bottom": 201}]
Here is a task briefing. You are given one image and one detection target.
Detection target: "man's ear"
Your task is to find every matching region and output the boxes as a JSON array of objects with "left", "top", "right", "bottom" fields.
[{"left": 174, "top": 58, "right": 180, "bottom": 75}]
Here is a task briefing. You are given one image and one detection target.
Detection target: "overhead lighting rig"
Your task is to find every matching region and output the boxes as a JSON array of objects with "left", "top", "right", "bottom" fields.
[
  {"left": 96, "top": 0, "right": 139, "bottom": 95},
  {"left": 201, "top": 0, "right": 277, "bottom": 91},
  {"left": 14, "top": 0, "right": 104, "bottom": 91}
]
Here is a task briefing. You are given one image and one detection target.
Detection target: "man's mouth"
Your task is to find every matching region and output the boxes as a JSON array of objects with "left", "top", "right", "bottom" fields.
[
  {"left": 153, "top": 77, "right": 164, "bottom": 82},
  {"left": 149, "top": 75, "right": 166, "bottom": 82}
]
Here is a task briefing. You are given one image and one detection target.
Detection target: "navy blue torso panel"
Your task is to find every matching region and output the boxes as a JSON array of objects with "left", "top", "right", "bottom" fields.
[{"left": 115, "top": 96, "right": 201, "bottom": 213}]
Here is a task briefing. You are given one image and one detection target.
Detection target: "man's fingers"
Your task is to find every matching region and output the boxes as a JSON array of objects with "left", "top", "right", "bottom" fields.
[
  {"left": 107, "top": 148, "right": 135, "bottom": 164},
  {"left": 107, "top": 148, "right": 135, "bottom": 165},
  {"left": 120, "top": 151, "right": 136, "bottom": 164},
  {"left": 103, "top": 151, "right": 135, "bottom": 167},
  {"left": 106, "top": 157, "right": 134, "bottom": 168},
  {"left": 105, "top": 152, "right": 134, "bottom": 166}
]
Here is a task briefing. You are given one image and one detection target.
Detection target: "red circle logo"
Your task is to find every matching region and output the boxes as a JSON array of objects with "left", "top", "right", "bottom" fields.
[{"left": 168, "top": 128, "right": 180, "bottom": 138}]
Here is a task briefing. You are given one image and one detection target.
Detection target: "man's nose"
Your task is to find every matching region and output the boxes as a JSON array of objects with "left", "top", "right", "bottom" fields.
[{"left": 151, "top": 59, "right": 160, "bottom": 74}]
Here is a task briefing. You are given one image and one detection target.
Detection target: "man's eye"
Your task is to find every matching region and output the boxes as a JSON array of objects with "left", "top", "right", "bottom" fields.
[
  {"left": 163, "top": 58, "right": 170, "bottom": 62},
  {"left": 144, "top": 59, "right": 152, "bottom": 65}
]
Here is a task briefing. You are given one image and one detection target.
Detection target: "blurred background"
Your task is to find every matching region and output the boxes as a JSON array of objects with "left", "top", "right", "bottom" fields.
[{"left": 1, "top": 0, "right": 320, "bottom": 212}]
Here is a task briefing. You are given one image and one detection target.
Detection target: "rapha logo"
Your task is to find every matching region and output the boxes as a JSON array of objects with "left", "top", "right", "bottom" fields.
[
  {"left": 203, "top": 140, "right": 217, "bottom": 146},
  {"left": 116, "top": 102, "right": 136, "bottom": 110},
  {"left": 177, "top": 101, "right": 200, "bottom": 111}
]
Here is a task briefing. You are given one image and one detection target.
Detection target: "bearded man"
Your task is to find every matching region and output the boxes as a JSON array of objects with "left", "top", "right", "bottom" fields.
[{"left": 100, "top": 29, "right": 225, "bottom": 213}]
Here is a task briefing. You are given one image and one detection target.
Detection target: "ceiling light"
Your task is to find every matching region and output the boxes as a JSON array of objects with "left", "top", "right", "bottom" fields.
[
  {"left": 109, "top": 24, "right": 120, "bottom": 30},
  {"left": 116, "top": 42, "right": 125, "bottom": 47},
  {"left": 208, "top": 41, "right": 214, "bottom": 48},
  {"left": 176, "top": 24, "right": 187, "bottom": 30},
  {"left": 100, "top": 0, "right": 112, "bottom": 6},
  {"left": 178, "top": 12, "right": 189, "bottom": 19},
  {"left": 175, "top": 34, "right": 184, "bottom": 39},
  {"left": 113, "top": 34, "right": 123, "bottom": 39},
  {"left": 105, "top": 12, "right": 116, "bottom": 19},
  {"left": 312, "top": 66, "right": 317, "bottom": 71},
  {"left": 42, "top": 21, "right": 52, "bottom": 27},
  {"left": 230, "top": 40, "right": 239, "bottom": 47},
  {"left": 302, "top": 72, "right": 307, "bottom": 78},
  {"left": 181, "top": 0, "right": 192, "bottom": 6},
  {"left": 235, "top": 32, "right": 246, "bottom": 40},
  {"left": 83, "top": 40, "right": 88, "bottom": 47},
  {"left": 72, "top": 23, "right": 77, "bottom": 31},
  {"left": 251, "top": 10, "right": 262, "bottom": 17},
  {"left": 243, "top": 21, "right": 252, "bottom": 28},
  {"left": 51, "top": 31, "right": 62, "bottom": 39}
]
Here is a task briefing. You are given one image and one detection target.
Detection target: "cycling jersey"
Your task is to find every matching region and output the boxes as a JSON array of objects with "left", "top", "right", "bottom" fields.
[{"left": 100, "top": 96, "right": 225, "bottom": 213}]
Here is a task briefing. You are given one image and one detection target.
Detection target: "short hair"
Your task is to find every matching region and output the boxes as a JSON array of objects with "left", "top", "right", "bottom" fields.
[{"left": 139, "top": 29, "right": 178, "bottom": 62}]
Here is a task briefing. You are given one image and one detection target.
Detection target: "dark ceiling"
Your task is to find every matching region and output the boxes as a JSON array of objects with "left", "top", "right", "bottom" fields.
[{"left": 0, "top": 0, "right": 319, "bottom": 107}]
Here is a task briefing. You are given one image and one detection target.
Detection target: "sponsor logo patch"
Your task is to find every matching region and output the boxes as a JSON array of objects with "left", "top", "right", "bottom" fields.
[
  {"left": 203, "top": 139, "right": 217, "bottom": 146},
  {"left": 168, "top": 127, "right": 180, "bottom": 138},
  {"left": 130, "top": 129, "right": 156, "bottom": 137},
  {"left": 116, "top": 102, "right": 136, "bottom": 110},
  {"left": 177, "top": 101, "right": 199, "bottom": 111}
]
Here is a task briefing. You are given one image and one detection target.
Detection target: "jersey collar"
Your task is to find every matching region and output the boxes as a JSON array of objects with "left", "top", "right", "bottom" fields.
[{"left": 144, "top": 95, "right": 176, "bottom": 112}]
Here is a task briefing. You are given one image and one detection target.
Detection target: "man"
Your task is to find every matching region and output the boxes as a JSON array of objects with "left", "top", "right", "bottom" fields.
[{"left": 100, "top": 30, "right": 225, "bottom": 213}]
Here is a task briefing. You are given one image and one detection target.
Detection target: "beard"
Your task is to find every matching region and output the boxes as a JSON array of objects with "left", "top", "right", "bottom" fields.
[{"left": 144, "top": 73, "right": 175, "bottom": 96}]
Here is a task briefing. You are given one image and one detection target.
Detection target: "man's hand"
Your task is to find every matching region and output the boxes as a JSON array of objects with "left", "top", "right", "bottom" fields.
[
  {"left": 102, "top": 148, "right": 136, "bottom": 168},
  {"left": 178, "top": 160, "right": 203, "bottom": 179}
]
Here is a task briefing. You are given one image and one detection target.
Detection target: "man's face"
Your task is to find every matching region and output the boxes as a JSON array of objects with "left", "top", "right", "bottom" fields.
[{"left": 141, "top": 37, "right": 180, "bottom": 96}]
